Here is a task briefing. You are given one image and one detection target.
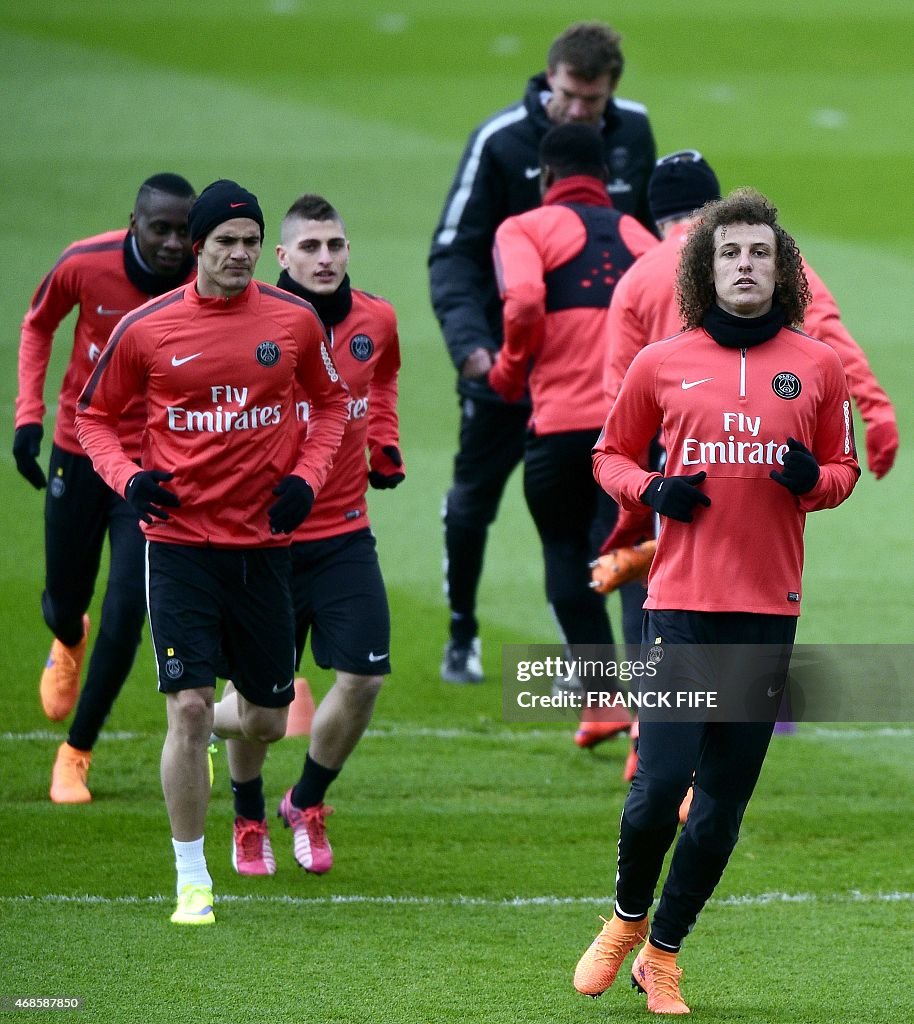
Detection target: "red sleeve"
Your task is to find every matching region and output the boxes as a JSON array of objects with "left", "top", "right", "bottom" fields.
[
  {"left": 619, "top": 215, "right": 660, "bottom": 260},
  {"left": 74, "top": 321, "right": 147, "bottom": 498},
  {"left": 487, "top": 215, "right": 547, "bottom": 402},
  {"left": 802, "top": 262, "right": 896, "bottom": 430},
  {"left": 366, "top": 312, "right": 402, "bottom": 458},
  {"left": 592, "top": 347, "right": 663, "bottom": 510},
  {"left": 291, "top": 323, "right": 350, "bottom": 494},
  {"left": 604, "top": 264, "right": 650, "bottom": 407},
  {"left": 603, "top": 222, "right": 659, "bottom": 406},
  {"left": 16, "top": 251, "right": 79, "bottom": 428},
  {"left": 798, "top": 346, "right": 860, "bottom": 512}
]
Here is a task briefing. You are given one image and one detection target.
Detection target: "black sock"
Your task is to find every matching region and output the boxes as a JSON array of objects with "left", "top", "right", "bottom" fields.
[
  {"left": 231, "top": 775, "right": 266, "bottom": 821},
  {"left": 292, "top": 753, "right": 339, "bottom": 809}
]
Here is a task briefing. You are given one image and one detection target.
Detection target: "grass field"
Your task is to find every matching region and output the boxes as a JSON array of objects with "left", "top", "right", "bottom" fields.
[{"left": 1, "top": 2, "right": 912, "bottom": 1021}]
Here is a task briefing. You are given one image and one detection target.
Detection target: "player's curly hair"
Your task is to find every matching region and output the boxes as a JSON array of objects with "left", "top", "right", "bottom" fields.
[{"left": 676, "top": 187, "right": 810, "bottom": 328}]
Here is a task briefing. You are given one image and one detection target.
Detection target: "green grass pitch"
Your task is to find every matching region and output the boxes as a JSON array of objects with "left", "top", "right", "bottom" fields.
[{"left": 0, "top": 2, "right": 912, "bottom": 1021}]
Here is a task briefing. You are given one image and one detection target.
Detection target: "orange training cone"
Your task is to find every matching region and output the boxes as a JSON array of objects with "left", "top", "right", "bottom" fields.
[{"left": 285, "top": 677, "right": 315, "bottom": 737}]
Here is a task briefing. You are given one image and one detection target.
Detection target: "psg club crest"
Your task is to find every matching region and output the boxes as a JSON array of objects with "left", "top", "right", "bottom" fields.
[
  {"left": 350, "top": 334, "right": 374, "bottom": 362},
  {"left": 256, "top": 341, "right": 281, "bottom": 367},
  {"left": 164, "top": 657, "right": 184, "bottom": 680},
  {"left": 772, "top": 372, "right": 802, "bottom": 400},
  {"left": 647, "top": 646, "right": 664, "bottom": 665}
]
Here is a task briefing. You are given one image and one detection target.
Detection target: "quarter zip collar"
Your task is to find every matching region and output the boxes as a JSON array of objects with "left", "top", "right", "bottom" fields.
[
  {"left": 123, "top": 232, "right": 194, "bottom": 296},
  {"left": 276, "top": 270, "right": 353, "bottom": 331},
  {"left": 702, "top": 300, "right": 786, "bottom": 348}
]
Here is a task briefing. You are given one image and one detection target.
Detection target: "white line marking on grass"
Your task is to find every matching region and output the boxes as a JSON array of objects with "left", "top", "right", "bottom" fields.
[
  {"left": 811, "top": 108, "right": 848, "bottom": 129},
  {"left": 0, "top": 731, "right": 142, "bottom": 742},
  {"left": 797, "top": 727, "right": 914, "bottom": 739},
  {"left": 364, "top": 726, "right": 571, "bottom": 741},
  {"left": 375, "top": 13, "right": 409, "bottom": 34},
  {"left": 2, "top": 726, "right": 913, "bottom": 744},
  {"left": 706, "top": 85, "right": 735, "bottom": 104},
  {"left": 363, "top": 726, "right": 914, "bottom": 741},
  {"left": 491, "top": 35, "right": 520, "bottom": 56},
  {"left": 3, "top": 891, "right": 912, "bottom": 909}
]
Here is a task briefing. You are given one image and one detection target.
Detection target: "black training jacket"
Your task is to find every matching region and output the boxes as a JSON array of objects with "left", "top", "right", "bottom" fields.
[{"left": 428, "top": 71, "right": 657, "bottom": 402}]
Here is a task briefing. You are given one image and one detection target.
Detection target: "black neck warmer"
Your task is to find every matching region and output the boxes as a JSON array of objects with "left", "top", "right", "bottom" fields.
[
  {"left": 703, "top": 301, "right": 787, "bottom": 348},
  {"left": 277, "top": 270, "right": 353, "bottom": 330},
  {"left": 122, "top": 233, "right": 194, "bottom": 297}
]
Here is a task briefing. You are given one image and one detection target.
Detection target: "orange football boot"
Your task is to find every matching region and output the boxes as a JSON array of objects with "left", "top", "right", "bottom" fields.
[
  {"left": 631, "top": 941, "right": 690, "bottom": 1014},
  {"left": 284, "top": 677, "right": 316, "bottom": 738},
  {"left": 678, "top": 784, "right": 694, "bottom": 825},
  {"left": 574, "top": 702, "right": 632, "bottom": 749},
  {"left": 49, "top": 742, "right": 92, "bottom": 804},
  {"left": 40, "top": 614, "right": 90, "bottom": 721},
  {"left": 574, "top": 913, "right": 648, "bottom": 996}
]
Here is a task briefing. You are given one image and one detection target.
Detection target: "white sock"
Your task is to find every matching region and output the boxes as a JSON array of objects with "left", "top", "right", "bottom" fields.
[{"left": 172, "top": 836, "right": 212, "bottom": 894}]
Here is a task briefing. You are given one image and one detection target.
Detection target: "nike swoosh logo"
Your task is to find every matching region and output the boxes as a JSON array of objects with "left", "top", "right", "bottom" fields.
[
  {"left": 229, "top": 202, "right": 247, "bottom": 208},
  {"left": 171, "top": 353, "right": 203, "bottom": 367},
  {"left": 681, "top": 377, "right": 714, "bottom": 390},
  {"left": 767, "top": 686, "right": 784, "bottom": 698},
  {"left": 524, "top": 167, "right": 540, "bottom": 179},
  {"left": 367, "top": 652, "right": 388, "bottom": 663},
  {"left": 273, "top": 678, "right": 295, "bottom": 694},
  {"left": 96, "top": 305, "right": 127, "bottom": 316}
]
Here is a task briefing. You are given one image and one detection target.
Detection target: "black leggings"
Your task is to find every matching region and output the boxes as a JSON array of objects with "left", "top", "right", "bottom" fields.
[
  {"left": 43, "top": 445, "right": 146, "bottom": 750},
  {"left": 616, "top": 609, "right": 797, "bottom": 949},
  {"left": 522, "top": 429, "right": 616, "bottom": 648}
]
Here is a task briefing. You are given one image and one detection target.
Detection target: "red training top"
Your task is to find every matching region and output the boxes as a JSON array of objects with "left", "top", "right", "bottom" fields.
[
  {"left": 75, "top": 280, "right": 349, "bottom": 547},
  {"left": 488, "top": 175, "right": 657, "bottom": 433},
  {"left": 593, "top": 326, "right": 859, "bottom": 615},
  {"left": 17, "top": 229, "right": 195, "bottom": 458},
  {"left": 293, "top": 289, "right": 402, "bottom": 540}
]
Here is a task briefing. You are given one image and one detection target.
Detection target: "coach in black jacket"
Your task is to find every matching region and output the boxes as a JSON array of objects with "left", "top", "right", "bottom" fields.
[{"left": 429, "top": 22, "right": 657, "bottom": 684}]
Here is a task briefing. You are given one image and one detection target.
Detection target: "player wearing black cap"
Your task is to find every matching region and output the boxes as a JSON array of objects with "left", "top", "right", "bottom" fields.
[{"left": 76, "top": 179, "right": 350, "bottom": 924}]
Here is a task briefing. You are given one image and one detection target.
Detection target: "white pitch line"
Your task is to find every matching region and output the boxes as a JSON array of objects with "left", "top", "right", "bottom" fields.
[
  {"left": 1, "top": 891, "right": 911, "bottom": 909},
  {"left": 0, "top": 730, "right": 143, "bottom": 742},
  {"left": 2, "top": 726, "right": 913, "bottom": 744}
]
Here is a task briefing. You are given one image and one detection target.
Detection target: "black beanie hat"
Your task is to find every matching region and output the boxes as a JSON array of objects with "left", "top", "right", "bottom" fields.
[
  {"left": 188, "top": 179, "right": 265, "bottom": 248},
  {"left": 648, "top": 152, "right": 721, "bottom": 223}
]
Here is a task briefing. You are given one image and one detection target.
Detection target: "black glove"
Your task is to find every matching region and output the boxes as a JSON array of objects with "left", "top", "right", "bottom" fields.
[
  {"left": 368, "top": 445, "right": 405, "bottom": 490},
  {"left": 268, "top": 475, "right": 314, "bottom": 534},
  {"left": 13, "top": 424, "right": 47, "bottom": 490},
  {"left": 125, "top": 470, "right": 180, "bottom": 524},
  {"left": 641, "top": 471, "right": 712, "bottom": 523},
  {"left": 770, "top": 437, "right": 819, "bottom": 495}
]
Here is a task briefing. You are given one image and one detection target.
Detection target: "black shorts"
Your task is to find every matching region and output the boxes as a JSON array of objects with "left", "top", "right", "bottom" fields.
[
  {"left": 146, "top": 542, "right": 296, "bottom": 708},
  {"left": 291, "top": 528, "right": 390, "bottom": 676}
]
